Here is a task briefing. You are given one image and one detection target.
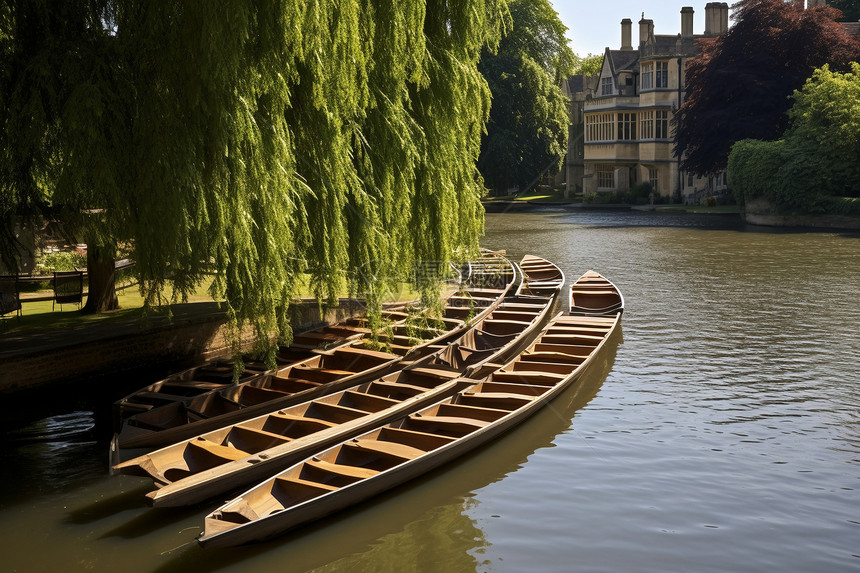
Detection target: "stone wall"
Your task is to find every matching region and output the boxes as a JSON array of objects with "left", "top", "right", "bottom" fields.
[{"left": 0, "top": 298, "right": 369, "bottom": 395}]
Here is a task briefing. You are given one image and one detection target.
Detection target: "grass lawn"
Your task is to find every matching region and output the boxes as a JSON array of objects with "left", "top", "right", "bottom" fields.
[
  {"left": 1, "top": 277, "right": 423, "bottom": 336},
  {"left": 484, "top": 191, "right": 578, "bottom": 203},
  {"left": 1, "top": 280, "right": 220, "bottom": 335}
]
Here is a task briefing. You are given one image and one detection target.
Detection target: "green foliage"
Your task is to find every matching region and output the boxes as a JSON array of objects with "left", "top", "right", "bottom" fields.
[
  {"left": 572, "top": 53, "right": 603, "bottom": 77},
  {"left": 35, "top": 250, "right": 87, "bottom": 274},
  {"left": 0, "top": 0, "right": 507, "bottom": 359},
  {"left": 477, "top": 0, "right": 574, "bottom": 196},
  {"left": 729, "top": 63, "right": 860, "bottom": 215},
  {"left": 786, "top": 62, "right": 860, "bottom": 196},
  {"left": 676, "top": 0, "right": 860, "bottom": 175}
]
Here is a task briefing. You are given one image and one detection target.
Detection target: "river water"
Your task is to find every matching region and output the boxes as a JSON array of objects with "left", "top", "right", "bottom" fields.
[{"left": 1, "top": 209, "right": 859, "bottom": 572}]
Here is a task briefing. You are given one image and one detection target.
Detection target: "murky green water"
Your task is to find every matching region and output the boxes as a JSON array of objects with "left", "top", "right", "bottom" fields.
[{"left": 1, "top": 209, "right": 859, "bottom": 572}]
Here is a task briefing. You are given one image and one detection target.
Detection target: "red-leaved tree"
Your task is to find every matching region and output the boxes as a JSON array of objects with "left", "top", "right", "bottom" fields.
[{"left": 675, "top": 0, "right": 860, "bottom": 175}]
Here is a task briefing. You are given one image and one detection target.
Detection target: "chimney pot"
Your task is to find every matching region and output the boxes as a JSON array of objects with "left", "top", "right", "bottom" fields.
[{"left": 621, "top": 18, "right": 633, "bottom": 50}]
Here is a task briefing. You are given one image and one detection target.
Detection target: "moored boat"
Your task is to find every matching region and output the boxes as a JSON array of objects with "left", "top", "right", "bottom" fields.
[
  {"left": 110, "top": 318, "right": 385, "bottom": 427},
  {"left": 196, "top": 273, "right": 622, "bottom": 548},
  {"left": 111, "top": 254, "right": 518, "bottom": 458},
  {"left": 113, "top": 286, "right": 559, "bottom": 507},
  {"left": 517, "top": 254, "right": 565, "bottom": 298},
  {"left": 568, "top": 270, "right": 624, "bottom": 316}
]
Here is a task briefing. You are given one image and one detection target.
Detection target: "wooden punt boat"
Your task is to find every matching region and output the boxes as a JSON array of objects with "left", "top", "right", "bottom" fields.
[
  {"left": 112, "top": 344, "right": 402, "bottom": 452},
  {"left": 113, "top": 290, "right": 557, "bottom": 508},
  {"left": 569, "top": 271, "right": 624, "bottom": 316},
  {"left": 517, "top": 254, "right": 565, "bottom": 298},
  {"left": 197, "top": 274, "right": 621, "bottom": 548},
  {"left": 111, "top": 257, "right": 517, "bottom": 457},
  {"left": 112, "top": 251, "right": 514, "bottom": 427},
  {"left": 110, "top": 318, "right": 386, "bottom": 427}
]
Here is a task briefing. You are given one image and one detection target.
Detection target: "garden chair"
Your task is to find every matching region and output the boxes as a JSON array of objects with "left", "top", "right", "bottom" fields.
[
  {"left": 0, "top": 274, "right": 22, "bottom": 318},
  {"left": 53, "top": 270, "right": 84, "bottom": 311}
]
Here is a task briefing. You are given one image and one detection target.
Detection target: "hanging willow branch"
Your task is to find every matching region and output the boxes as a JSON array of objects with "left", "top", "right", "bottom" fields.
[{"left": 0, "top": 0, "right": 509, "bottom": 364}]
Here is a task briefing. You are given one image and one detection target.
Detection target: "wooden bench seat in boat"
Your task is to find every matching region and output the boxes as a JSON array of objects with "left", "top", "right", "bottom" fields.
[
  {"left": 518, "top": 351, "right": 586, "bottom": 364},
  {"left": 405, "top": 365, "right": 463, "bottom": 379},
  {"left": 348, "top": 437, "right": 425, "bottom": 461},
  {"left": 337, "top": 391, "right": 400, "bottom": 413},
  {"left": 269, "top": 476, "right": 338, "bottom": 506},
  {"left": 489, "top": 370, "right": 565, "bottom": 385},
  {"left": 377, "top": 426, "right": 456, "bottom": 451},
  {"left": 432, "top": 402, "right": 510, "bottom": 422},
  {"left": 531, "top": 343, "right": 595, "bottom": 357},
  {"left": 367, "top": 380, "right": 431, "bottom": 397},
  {"left": 510, "top": 360, "right": 579, "bottom": 375},
  {"left": 304, "top": 401, "right": 368, "bottom": 424},
  {"left": 404, "top": 413, "right": 490, "bottom": 437},
  {"left": 557, "top": 316, "right": 617, "bottom": 326},
  {"left": 286, "top": 367, "right": 356, "bottom": 384},
  {"left": 539, "top": 333, "right": 603, "bottom": 346},
  {"left": 262, "top": 413, "right": 336, "bottom": 436},
  {"left": 234, "top": 385, "right": 292, "bottom": 406},
  {"left": 477, "top": 382, "right": 549, "bottom": 397},
  {"left": 187, "top": 437, "right": 251, "bottom": 463},
  {"left": 223, "top": 426, "right": 290, "bottom": 452},
  {"left": 306, "top": 457, "right": 380, "bottom": 480},
  {"left": 265, "top": 376, "right": 322, "bottom": 392},
  {"left": 456, "top": 391, "right": 532, "bottom": 410}
]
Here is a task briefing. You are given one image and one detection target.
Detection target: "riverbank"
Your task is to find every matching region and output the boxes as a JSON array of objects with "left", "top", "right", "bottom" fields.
[{"left": 0, "top": 298, "right": 368, "bottom": 396}]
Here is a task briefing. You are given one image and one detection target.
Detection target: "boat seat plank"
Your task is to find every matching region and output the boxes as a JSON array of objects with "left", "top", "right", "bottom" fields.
[
  {"left": 187, "top": 438, "right": 250, "bottom": 462},
  {"left": 277, "top": 475, "right": 340, "bottom": 493},
  {"left": 409, "top": 414, "right": 490, "bottom": 430},
  {"left": 490, "top": 370, "right": 565, "bottom": 384},
  {"left": 349, "top": 437, "right": 424, "bottom": 461},
  {"left": 405, "top": 366, "right": 462, "bottom": 380},
  {"left": 306, "top": 458, "right": 380, "bottom": 480},
  {"left": 271, "top": 412, "right": 335, "bottom": 427},
  {"left": 459, "top": 391, "right": 533, "bottom": 406}
]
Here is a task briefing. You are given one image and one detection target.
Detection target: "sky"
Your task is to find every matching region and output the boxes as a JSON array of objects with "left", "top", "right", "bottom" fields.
[{"left": 553, "top": 1, "right": 736, "bottom": 57}]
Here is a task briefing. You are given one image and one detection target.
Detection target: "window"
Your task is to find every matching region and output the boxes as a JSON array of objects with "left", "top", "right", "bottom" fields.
[
  {"left": 598, "top": 171, "right": 614, "bottom": 188},
  {"left": 687, "top": 172, "right": 694, "bottom": 187},
  {"left": 656, "top": 62, "right": 669, "bottom": 88},
  {"left": 640, "top": 110, "right": 654, "bottom": 139},
  {"left": 649, "top": 168, "right": 659, "bottom": 192},
  {"left": 601, "top": 77, "right": 613, "bottom": 96},
  {"left": 656, "top": 110, "right": 669, "bottom": 139},
  {"left": 617, "top": 112, "right": 637, "bottom": 141},
  {"left": 585, "top": 113, "right": 615, "bottom": 142},
  {"left": 641, "top": 63, "right": 653, "bottom": 90}
]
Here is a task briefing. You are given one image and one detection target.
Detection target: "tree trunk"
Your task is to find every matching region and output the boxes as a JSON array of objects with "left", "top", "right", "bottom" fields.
[{"left": 82, "top": 241, "right": 118, "bottom": 314}]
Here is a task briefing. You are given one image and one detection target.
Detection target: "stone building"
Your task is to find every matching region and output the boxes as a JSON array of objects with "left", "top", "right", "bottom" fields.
[{"left": 570, "top": 4, "right": 730, "bottom": 203}]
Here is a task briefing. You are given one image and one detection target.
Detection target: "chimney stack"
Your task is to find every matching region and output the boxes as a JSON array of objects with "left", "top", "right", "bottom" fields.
[
  {"left": 621, "top": 18, "right": 633, "bottom": 50},
  {"left": 681, "top": 7, "right": 694, "bottom": 38},
  {"left": 704, "top": 2, "right": 729, "bottom": 36},
  {"left": 639, "top": 15, "right": 654, "bottom": 46}
]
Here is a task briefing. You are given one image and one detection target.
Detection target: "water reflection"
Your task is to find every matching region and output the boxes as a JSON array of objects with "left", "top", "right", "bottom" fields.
[{"left": 3, "top": 209, "right": 860, "bottom": 572}]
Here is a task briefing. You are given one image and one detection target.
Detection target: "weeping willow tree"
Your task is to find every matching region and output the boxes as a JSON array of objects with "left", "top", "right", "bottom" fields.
[{"left": 0, "top": 0, "right": 507, "bottom": 362}]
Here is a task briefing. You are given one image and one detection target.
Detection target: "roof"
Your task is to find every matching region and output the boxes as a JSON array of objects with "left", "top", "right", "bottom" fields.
[
  {"left": 567, "top": 75, "right": 584, "bottom": 93},
  {"left": 608, "top": 49, "right": 640, "bottom": 72}
]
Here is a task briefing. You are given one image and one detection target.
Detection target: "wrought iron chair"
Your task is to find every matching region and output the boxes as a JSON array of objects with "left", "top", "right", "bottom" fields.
[
  {"left": 53, "top": 270, "right": 84, "bottom": 311},
  {"left": 0, "top": 274, "right": 22, "bottom": 318}
]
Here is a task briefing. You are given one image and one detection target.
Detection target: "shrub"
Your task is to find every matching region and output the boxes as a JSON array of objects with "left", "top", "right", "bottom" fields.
[{"left": 35, "top": 251, "right": 87, "bottom": 274}]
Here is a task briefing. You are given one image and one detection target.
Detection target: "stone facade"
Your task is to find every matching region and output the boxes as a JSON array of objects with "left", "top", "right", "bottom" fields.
[{"left": 567, "top": 4, "right": 730, "bottom": 203}]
